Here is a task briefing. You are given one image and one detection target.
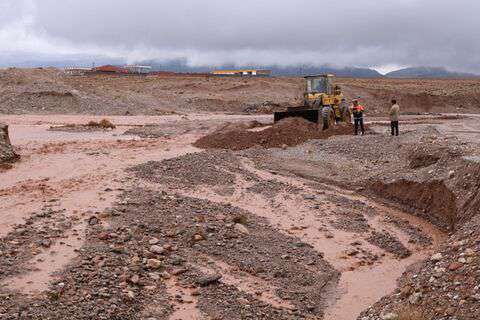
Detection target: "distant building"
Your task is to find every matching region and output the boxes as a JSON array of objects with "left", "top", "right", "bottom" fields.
[
  {"left": 124, "top": 65, "right": 152, "bottom": 74},
  {"left": 94, "top": 65, "right": 129, "bottom": 74},
  {"left": 64, "top": 67, "right": 93, "bottom": 76},
  {"left": 65, "top": 64, "right": 153, "bottom": 76},
  {"left": 211, "top": 69, "right": 271, "bottom": 77}
]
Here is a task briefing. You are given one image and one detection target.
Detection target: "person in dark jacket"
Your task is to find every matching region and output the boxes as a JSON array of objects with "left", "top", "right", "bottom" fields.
[{"left": 351, "top": 100, "right": 365, "bottom": 135}]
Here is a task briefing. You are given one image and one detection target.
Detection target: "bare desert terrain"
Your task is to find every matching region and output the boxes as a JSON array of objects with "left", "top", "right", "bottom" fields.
[
  {"left": 2, "top": 68, "right": 480, "bottom": 116},
  {"left": 1, "top": 69, "right": 480, "bottom": 320}
]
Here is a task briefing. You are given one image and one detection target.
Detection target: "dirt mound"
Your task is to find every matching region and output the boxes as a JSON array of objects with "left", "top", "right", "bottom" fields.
[
  {"left": 215, "top": 120, "right": 266, "bottom": 132},
  {"left": 0, "top": 124, "right": 19, "bottom": 164},
  {"left": 87, "top": 119, "right": 116, "bottom": 129},
  {"left": 194, "top": 117, "right": 361, "bottom": 150}
]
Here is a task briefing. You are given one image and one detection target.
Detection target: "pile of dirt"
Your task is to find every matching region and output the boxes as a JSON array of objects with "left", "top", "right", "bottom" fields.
[
  {"left": 87, "top": 119, "right": 116, "bottom": 129},
  {"left": 0, "top": 124, "right": 19, "bottom": 164},
  {"left": 215, "top": 120, "right": 266, "bottom": 132},
  {"left": 194, "top": 117, "right": 363, "bottom": 150}
]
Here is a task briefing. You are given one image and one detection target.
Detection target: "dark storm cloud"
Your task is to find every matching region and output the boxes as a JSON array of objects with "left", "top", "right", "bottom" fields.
[{"left": 1, "top": 0, "right": 480, "bottom": 72}]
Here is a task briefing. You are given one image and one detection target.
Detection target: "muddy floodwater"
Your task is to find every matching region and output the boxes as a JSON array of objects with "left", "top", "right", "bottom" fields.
[{"left": 0, "top": 114, "right": 451, "bottom": 319}]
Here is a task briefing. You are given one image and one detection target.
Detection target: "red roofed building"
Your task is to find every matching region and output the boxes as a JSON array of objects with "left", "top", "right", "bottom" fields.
[{"left": 94, "top": 65, "right": 129, "bottom": 74}]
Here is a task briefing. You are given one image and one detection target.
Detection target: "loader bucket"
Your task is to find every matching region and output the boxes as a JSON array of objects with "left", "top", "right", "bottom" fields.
[{"left": 274, "top": 109, "right": 320, "bottom": 124}]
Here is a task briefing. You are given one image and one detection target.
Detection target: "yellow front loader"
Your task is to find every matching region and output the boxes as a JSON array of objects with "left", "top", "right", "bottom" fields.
[{"left": 274, "top": 74, "right": 344, "bottom": 124}]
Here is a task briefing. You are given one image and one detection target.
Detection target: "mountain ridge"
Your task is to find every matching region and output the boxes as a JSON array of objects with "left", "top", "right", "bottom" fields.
[{"left": 386, "top": 66, "right": 479, "bottom": 78}]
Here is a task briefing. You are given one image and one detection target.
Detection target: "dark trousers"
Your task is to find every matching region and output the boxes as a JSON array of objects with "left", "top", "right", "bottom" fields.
[
  {"left": 323, "top": 117, "right": 329, "bottom": 130},
  {"left": 391, "top": 121, "right": 399, "bottom": 136},
  {"left": 354, "top": 117, "right": 365, "bottom": 135}
]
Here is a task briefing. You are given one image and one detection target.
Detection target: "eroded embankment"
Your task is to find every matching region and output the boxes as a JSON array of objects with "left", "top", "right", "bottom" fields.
[
  {"left": 369, "top": 155, "right": 480, "bottom": 232},
  {"left": 370, "top": 179, "right": 457, "bottom": 230}
]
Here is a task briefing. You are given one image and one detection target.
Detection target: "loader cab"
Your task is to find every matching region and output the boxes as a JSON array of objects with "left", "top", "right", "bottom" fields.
[{"left": 305, "top": 75, "right": 333, "bottom": 95}]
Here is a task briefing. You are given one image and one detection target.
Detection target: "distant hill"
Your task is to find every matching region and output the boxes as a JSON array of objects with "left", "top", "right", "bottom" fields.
[
  {"left": 144, "top": 59, "right": 384, "bottom": 78},
  {"left": 267, "top": 65, "right": 383, "bottom": 78},
  {"left": 386, "top": 67, "right": 479, "bottom": 79}
]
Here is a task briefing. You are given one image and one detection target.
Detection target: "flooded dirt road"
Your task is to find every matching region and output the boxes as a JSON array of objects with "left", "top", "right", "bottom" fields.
[{"left": 0, "top": 114, "right": 446, "bottom": 319}]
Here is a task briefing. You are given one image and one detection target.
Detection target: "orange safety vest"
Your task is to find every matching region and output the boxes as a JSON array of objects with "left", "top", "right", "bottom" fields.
[
  {"left": 354, "top": 105, "right": 365, "bottom": 112},
  {"left": 352, "top": 105, "right": 365, "bottom": 118}
]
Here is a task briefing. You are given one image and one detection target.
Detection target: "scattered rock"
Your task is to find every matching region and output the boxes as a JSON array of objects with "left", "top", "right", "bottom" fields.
[
  {"left": 146, "top": 259, "right": 162, "bottom": 270},
  {"left": 149, "top": 238, "right": 160, "bottom": 245},
  {"left": 233, "top": 223, "right": 250, "bottom": 235},
  {"left": 196, "top": 274, "right": 222, "bottom": 287},
  {"left": 431, "top": 253, "right": 443, "bottom": 261},
  {"left": 149, "top": 245, "right": 165, "bottom": 255},
  {"left": 381, "top": 313, "right": 398, "bottom": 320}
]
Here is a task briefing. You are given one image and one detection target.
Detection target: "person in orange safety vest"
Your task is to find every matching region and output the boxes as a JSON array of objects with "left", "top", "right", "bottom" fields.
[{"left": 351, "top": 100, "right": 365, "bottom": 135}]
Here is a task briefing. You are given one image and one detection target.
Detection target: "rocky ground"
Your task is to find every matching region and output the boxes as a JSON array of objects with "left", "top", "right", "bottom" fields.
[
  {"left": 359, "top": 214, "right": 480, "bottom": 320},
  {"left": 2, "top": 68, "right": 480, "bottom": 116}
]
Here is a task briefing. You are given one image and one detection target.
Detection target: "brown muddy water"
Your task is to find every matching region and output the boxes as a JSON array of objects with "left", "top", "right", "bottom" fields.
[{"left": 0, "top": 115, "right": 446, "bottom": 319}]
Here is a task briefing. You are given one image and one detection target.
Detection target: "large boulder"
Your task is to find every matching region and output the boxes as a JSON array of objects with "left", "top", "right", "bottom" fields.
[{"left": 0, "top": 124, "right": 19, "bottom": 163}]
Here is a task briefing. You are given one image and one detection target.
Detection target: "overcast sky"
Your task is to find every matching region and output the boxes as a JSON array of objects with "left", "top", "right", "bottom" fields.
[{"left": 1, "top": 0, "right": 479, "bottom": 73}]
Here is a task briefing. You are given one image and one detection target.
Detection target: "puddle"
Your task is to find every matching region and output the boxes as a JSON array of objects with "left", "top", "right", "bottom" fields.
[{"left": 165, "top": 278, "right": 201, "bottom": 320}]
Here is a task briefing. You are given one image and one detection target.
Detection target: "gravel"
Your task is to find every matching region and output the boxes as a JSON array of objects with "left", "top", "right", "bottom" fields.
[{"left": 367, "top": 231, "right": 412, "bottom": 259}]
